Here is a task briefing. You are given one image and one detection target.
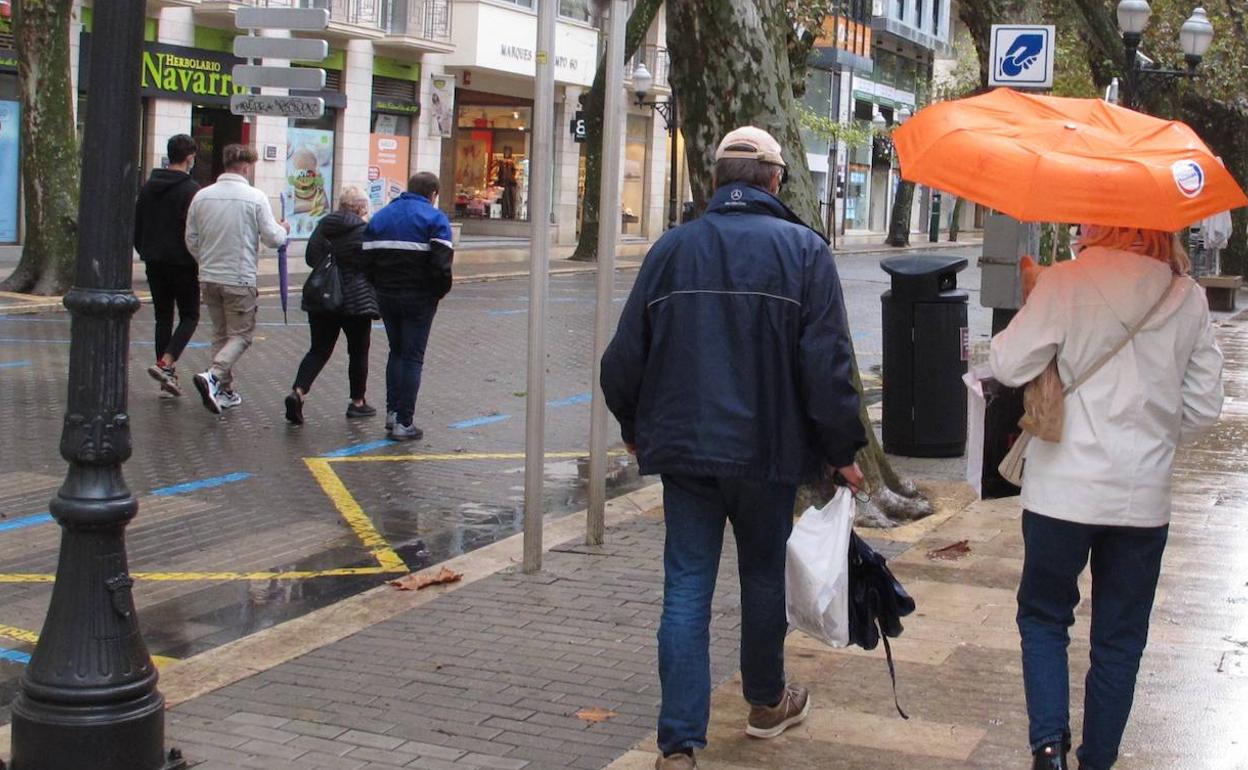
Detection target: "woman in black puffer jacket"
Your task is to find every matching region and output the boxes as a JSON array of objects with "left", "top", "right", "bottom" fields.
[{"left": 285, "top": 186, "right": 381, "bottom": 424}]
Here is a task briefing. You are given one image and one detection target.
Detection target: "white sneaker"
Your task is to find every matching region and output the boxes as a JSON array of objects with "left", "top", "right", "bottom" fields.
[
  {"left": 390, "top": 422, "right": 423, "bottom": 441},
  {"left": 193, "top": 371, "right": 222, "bottom": 415},
  {"left": 385, "top": 411, "right": 398, "bottom": 431},
  {"left": 218, "top": 389, "right": 243, "bottom": 409}
]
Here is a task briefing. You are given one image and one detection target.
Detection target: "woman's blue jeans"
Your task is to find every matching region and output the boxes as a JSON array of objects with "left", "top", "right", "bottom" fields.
[
  {"left": 656, "top": 474, "right": 796, "bottom": 756},
  {"left": 1017, "top": 511, "right": 1168, "bottom": 770}
]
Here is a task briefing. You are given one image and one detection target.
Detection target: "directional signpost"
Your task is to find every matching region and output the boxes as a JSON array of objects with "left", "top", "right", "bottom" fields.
[{"left": 231, "top": 7, "right": 329, "bottom": 119}]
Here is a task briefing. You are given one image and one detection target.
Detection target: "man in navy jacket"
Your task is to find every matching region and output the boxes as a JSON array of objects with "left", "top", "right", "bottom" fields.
[
  {"left": 601, "top": 127, "right": 866, "bottom": 770},
  {"left": 363, "top": 172, "right": 454, "bottom": 440}
]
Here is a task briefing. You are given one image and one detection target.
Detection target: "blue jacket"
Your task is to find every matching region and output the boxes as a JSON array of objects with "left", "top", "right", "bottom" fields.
[
  {"left": 363, "top": 192, "right": 454, "bottom": 297},
  {"left": 601, "top": 183, "right": 866, "bottom": 485}
]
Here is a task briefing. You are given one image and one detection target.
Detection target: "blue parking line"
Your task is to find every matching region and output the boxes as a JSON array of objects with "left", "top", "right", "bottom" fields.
[
  {"left": 0, "top": 513, "right": 54, "bottom": 532},
  {"left": 0, "top": 338, "right": 208, "bottom": 349},
  {"left": 548, "top": 392, "right": 591, "bottom": 408},
  {"left": 0, "top": 647, "right": 32, "bottom": 665},
  {"left": 322, "top": 439, "right": 396, "bottom": 458},
  {"left": 449, "top": 414, "right": 511, "bottom": 430},
  {"left": 149, "top": 472, "right": 252, "bottom": 497},
  {"left": 0, "top": 360, "right": 32, "bottom": 369}
]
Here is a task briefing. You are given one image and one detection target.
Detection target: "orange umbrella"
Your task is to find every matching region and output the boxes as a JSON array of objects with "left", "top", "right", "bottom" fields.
[{"left": 892, "top": 88, "right": 1247, "bottom": 232}]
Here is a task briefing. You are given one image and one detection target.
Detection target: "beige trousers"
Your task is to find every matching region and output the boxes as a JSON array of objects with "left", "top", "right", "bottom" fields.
[{"left": 201, "top": 282, "right": 258, "bottom": 389}]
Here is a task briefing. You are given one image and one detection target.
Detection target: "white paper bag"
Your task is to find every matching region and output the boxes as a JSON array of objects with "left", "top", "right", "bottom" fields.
[{"left": 785, "top": 488, "right": 855, "bottom": 648}]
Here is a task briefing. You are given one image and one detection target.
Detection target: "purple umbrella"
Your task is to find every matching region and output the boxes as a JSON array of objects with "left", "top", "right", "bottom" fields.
[{"left": 278, "top": 192, "right": 289, "bottom": 324}]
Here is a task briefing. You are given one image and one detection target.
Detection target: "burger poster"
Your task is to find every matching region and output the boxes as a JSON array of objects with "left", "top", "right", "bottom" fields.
[{"left": 284, "top": 127, "right": 334, "bottom": 239}]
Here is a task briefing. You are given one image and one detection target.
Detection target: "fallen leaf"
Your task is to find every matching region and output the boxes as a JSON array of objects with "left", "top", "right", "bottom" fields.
[
  {"left": 390, "top": 566, "right": 464, "bottom": 591},
  {"left": 926, "top": 540, "right": 972, "bottom": 561},
  {"left": 575, "top": 707, "right": 618, "bottom": 724}
]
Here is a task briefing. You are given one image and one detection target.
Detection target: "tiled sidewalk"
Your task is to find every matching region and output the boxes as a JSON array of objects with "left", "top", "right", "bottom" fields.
[{"left": 166, "top": 504, "right": 746, "bottom": 770}]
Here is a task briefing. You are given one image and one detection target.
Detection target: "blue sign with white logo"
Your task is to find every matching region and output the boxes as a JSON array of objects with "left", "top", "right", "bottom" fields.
[{"left": 989, "top": 25, "right": 1055, "bottom": 89}]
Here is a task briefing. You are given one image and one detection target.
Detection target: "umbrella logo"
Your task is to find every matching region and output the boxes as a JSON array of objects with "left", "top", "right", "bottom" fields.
[
  {"left": 1001, "top": 34, "right": 1044, "bottom": 77},
  {"left": 1171, "top": 160, "right": 1206, "bottom": 199}
]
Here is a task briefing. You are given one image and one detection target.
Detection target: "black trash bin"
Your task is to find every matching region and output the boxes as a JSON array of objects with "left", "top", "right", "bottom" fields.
[{"left": 880, "top": 254, "right": 969, "bottom": 457}]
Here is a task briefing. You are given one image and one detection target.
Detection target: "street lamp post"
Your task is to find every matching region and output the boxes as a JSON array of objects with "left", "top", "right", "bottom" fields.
[
  {"left": 1116, "top": 1, "right": 1214, "bottom": 111},
  {"left": 632, "top": 61, "right": 680, "bottom": 229},
  {"left": 7, "top": 3, "right": 185, "bottom": 769}
]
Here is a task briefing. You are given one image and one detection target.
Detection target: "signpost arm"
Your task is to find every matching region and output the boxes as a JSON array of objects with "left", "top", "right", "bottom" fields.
[
  {"left": 523, "top": 0, "right": 557, "bottom": 572},
  {"left": 587, "top": 0, "right": 627, "bottom": 546}
]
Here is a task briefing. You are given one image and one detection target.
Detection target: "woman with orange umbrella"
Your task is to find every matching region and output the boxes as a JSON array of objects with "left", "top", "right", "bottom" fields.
[{"left": 895, "top": 90, "right": 1241, "bottom": 770}]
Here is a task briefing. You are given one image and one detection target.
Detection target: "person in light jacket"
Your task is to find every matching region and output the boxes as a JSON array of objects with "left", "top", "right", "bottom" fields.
[
  {"left": 285, "top": 186, "right": 380, "bottom": 424},
  {"left": 185, "top": 144, "right": 289, "bottom": 415},
  {"left": 989, "top": 226, "right": 1223, "bottom": 770}
]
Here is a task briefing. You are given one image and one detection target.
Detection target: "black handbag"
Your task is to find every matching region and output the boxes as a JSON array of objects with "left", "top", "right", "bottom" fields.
[
  {"left": 847, "top": 531, "right": 916, "bottom": 718},
  {"left": 302, "top": 247, "right": 343, "bottom": 314}
]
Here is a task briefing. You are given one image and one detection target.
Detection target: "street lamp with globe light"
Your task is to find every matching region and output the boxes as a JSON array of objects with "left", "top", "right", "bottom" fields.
[
  {"left": 632, "top": 60, "right": 681, "bottom": 229},
  {"left": 1117, "top": 1, "right": 1215, "bottom": 110}
]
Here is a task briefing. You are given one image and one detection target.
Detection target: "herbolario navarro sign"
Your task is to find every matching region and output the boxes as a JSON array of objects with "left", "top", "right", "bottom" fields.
[
  {"left": 79, "top": 35, "right": 246, "bottom": 106},
  {"left": 143, "top": 45, "right": 248, "bottom": 101}
]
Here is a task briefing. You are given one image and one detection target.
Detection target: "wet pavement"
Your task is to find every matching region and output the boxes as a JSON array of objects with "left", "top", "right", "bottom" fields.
[{"left": 0, "top": 246, "right": 987, "bottom": 725}]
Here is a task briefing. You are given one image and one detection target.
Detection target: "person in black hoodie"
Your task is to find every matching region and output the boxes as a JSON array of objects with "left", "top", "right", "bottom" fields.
[
  {"left": 134, "top": 134, "right": 201, "bottom": 397},
  {"left": 284, "top": 186, "right": 381, "bottom": 424}
]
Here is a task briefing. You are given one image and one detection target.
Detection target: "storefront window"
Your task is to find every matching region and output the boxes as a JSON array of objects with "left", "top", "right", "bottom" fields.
[
  {"left": 622, "top": 114, "right": 649, "bottom": 236},
  {"left": 285, "top": 111, "right": 337, "bottom": 239},
  {"left": 453, "top": 99, "right": 532, "bottom": 221},
  {"left": 559, "top": 0, "right": 592, "bottom": 22}
]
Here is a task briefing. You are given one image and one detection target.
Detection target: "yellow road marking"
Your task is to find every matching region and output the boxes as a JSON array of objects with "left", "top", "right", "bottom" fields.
[
  {"left": 0, "top": 623, "right": 177, "bottom": 668},
  {"left": 0, "top": 624, "right": 39, "bottom": 644},
  {"left": 305, "top": 458, "right": 407, "bottom": 573},
  {"left": 0, "top": 449, "right": 624, "bottom": 583},
  {"left": 328, "top": 450, "right": 624, "bottom": 463}
]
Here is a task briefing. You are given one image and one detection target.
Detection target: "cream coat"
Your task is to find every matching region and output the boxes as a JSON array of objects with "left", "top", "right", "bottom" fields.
[
  {"left": 185, "top": 173, "right": 287, "bottom": 287},
  {"left": 990, "top": 246, "right": 1223, "bottom": 527}
]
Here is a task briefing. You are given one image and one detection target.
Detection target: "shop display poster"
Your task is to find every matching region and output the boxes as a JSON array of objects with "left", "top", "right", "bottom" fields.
[
  {"left": 429, "top": 74, "right": 455, "bottom": 139},
  {"left": 0, "top": 100, "right": 19, "bottom": 243},
  {"left": 368, "top": 133, "right": 410, "bottom": 212},
  {"left": 284, "top": 127, "right": 334, "bottom": 239}
]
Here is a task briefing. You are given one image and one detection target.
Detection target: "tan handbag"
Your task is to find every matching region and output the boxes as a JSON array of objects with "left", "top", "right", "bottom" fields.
[{"left": 998, "top": 276, "right": 1180, "bottom": 487}]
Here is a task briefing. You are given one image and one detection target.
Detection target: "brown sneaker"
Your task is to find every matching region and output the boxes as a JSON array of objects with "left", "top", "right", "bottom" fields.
[
  {"left": 746, "top": 683, "right": 811, "bottom": 739},
  {"left": 654, "top": 752, "right": 696, "bottom": 770}
]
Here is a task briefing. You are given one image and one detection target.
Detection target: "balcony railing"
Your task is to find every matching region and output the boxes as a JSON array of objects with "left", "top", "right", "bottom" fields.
[
  {"left": 231, "top": 0, "right": 384, "bottom": 29},
  {"left": 385, "top": 0, "right": 452, "bottom": 42},
  {"left": 627, "top": 44, "right": 669, "bottom": 90}
]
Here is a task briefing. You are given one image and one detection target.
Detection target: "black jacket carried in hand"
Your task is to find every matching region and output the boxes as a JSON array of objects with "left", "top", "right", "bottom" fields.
[
  {"left": 133, "top": 169, "right": 200, "bottom": 268},
  {"left": 600, "top": 183, "right": 866, "bottom": 485},
  {"left": 303, "top": 211, "right": 380, "bottom": 319}
]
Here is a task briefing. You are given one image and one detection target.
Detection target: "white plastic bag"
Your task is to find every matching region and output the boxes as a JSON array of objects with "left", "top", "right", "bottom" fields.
[{"left": 785, "top": 488, "right": 854, "bottom": 648}]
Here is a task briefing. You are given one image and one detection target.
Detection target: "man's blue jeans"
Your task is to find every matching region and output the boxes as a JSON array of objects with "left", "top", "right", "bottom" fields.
[
  {"left": 377, "top": 291, "right": 439, "bottom": 426},
  {"left": 657, "top": 474, "right": 796, "bottom": 756},
  {"left": 1017, "top": 511, "right": 1168, "bottom": 770}
]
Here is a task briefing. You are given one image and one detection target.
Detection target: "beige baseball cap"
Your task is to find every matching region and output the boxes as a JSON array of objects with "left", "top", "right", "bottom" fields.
[{"left": 715, "top": 126, "right": 786, "bottom": 168}]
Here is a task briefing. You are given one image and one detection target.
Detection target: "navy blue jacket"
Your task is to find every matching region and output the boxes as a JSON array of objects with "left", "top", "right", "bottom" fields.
[
  {"left": 600, "top": 183, "right": 866, "bottom": 485},
  {"left": 363, "top": 192, "right": 454, "bottom": 298}
]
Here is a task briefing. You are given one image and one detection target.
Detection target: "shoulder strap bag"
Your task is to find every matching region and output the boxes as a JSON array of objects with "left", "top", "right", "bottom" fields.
[
  {"left": 301, "top": 244, "right": 344, "bottom": 315},
  {"left": 999, "top": 276, "right": 1182, "bottom": 487}
]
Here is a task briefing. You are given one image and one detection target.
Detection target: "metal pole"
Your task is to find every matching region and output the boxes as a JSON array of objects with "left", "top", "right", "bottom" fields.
[
  {"left": 587, "top": 0, "right": 627, "bottom": 546},
  {"left": 523, "top": 0, "right": 557, "bottom": 573},
  {"left": 9, "top": 3, "right": 184, "bottom": 769},
  {"left": 667, "top": 95, "right": 678, "bottom": 229}
]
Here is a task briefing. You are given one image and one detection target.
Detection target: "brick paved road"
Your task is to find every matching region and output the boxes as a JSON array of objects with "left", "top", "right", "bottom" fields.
[{"left": 0, "top": 247, "right": 988, "bottom": 722}]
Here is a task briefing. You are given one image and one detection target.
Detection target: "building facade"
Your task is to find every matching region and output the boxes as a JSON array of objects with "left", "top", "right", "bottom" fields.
[
  {"left": 0, "top": 0, "right": 673, "bottom": 255},
  {"left": 805, "top": 0, "right": 953, "bottom": 239}
]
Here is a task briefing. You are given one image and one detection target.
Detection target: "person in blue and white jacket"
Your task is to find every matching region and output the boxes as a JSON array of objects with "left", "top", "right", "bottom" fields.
[{"left": 362, "top": 172, "right": 454, "bottom": 440}]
